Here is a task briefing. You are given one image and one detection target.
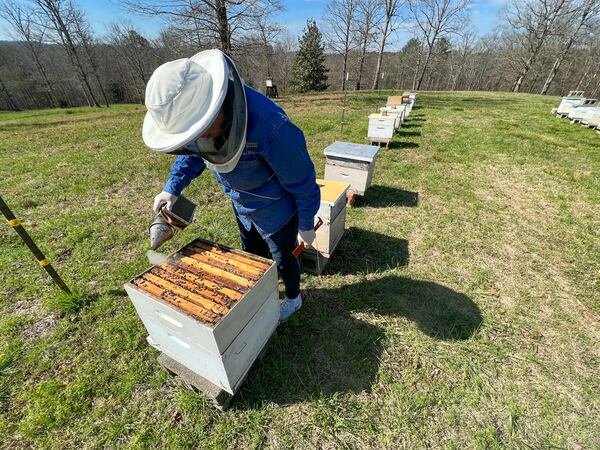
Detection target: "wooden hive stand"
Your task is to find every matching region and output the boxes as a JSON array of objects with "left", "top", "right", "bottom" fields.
[
  {"left": 158, "top": 335, "right": 273, "bottom": 411},
  {"left": 299, "top": 247, "right": 330, "bottom": 275}
]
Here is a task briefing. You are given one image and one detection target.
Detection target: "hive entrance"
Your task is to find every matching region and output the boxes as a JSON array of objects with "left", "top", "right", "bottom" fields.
[{"left": 132, "top": 239, "right": 272, "bottom": 325}]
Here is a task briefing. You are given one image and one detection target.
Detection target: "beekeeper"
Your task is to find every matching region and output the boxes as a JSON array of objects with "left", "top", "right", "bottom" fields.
[{"left": 142, "top": 49, "right": 320, "bottom": 322}]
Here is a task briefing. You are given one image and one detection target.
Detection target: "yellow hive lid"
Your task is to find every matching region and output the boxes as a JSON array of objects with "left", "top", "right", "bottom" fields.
[{"left": 317, "top": 178, "right": 350, "bottom": 204}]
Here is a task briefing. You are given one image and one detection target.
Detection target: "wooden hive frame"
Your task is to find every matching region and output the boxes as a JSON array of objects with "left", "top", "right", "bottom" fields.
[{"left": 130, "top": 238, "right": 272, "bottom": 326}]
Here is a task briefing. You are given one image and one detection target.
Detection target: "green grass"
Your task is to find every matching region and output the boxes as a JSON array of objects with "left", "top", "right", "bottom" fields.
[{"left": 0, "top": 91, "right": 599, "bottom": 449}]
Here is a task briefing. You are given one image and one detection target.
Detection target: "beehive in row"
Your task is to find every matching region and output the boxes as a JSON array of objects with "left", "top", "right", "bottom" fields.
[
  {"left": 379, "top": 105, "right": 406, "bottom": 129},
  {"left": 324, "top": 141, "right": 379, "bottom": 196},
  {"left": 368, "top": 113, "right": 396, "bottom": 146},
  {"left": 125, "top": 239, "right": 279, "bottom": 394}
]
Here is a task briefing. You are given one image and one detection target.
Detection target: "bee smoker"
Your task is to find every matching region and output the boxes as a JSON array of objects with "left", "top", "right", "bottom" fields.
[{"left": 149, "top": 195, "right": 197, "bottom": 250}]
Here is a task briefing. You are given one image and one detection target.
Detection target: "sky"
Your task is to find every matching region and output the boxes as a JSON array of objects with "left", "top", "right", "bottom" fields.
[{"left": 0, "top": 0, "right": 507, "bottom": 45}]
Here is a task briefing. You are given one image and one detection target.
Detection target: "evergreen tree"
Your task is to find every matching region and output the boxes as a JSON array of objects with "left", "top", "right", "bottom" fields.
[{"left": 289, "top": 19, "right": 328, "bottom": 93}]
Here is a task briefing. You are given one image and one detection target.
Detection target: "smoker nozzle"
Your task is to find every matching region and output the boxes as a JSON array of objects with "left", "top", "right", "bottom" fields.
[
  {"left": 148, "top": 195, "right": 196, "bottom": 251},
  {"left": 149, "top": 216, "right": 175, "bottom": 251}
]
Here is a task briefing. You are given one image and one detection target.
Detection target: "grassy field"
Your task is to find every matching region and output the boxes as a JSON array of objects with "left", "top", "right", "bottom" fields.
[{"left": 0, "top": 90, "right": 598, "bottom": 449}]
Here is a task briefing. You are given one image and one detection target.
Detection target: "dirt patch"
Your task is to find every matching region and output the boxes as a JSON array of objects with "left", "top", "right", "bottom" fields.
[
  {"left": 10, "top": 298, "right": 42, "bottom": 316},
  {"left": 23, "top": 314, "right": 56, "bottom": 340}
]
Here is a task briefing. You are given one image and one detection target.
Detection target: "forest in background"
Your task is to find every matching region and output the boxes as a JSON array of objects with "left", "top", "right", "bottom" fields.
[{"left": 0, "top": 0, "right": 599, "bottom": 111}]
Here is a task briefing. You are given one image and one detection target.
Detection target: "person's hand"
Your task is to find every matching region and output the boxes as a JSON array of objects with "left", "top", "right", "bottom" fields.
[
  {"left": 153, "top": 191, "right": 178, "bottom": 214},
  {"left": 298, "top": 229, "right": 316, "bottom": 248}
]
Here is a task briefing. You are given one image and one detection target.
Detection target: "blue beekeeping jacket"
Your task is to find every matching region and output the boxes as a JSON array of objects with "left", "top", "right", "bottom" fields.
[{"left": 163, "top": 86, "right": 321, "bottom": 237}]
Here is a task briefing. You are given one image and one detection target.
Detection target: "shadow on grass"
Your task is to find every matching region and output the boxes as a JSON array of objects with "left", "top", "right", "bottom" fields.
[
  {"left": 236, "top": 275, "right": 481, "bottom": 408},
  {"left": 326, "top": 227, "right": 409, "bottom": 275},
  {"left": 389, "top": 141, "right": 419, "bottom": 149},
  {"left": 397, "top": 130, "right": 421, "bottom": 137},
  {"left": 355, "top": 185, "right": 418, "bottom": 208},
  {"left": 400, "top": 121, "right": 423, "bottom": 129}
]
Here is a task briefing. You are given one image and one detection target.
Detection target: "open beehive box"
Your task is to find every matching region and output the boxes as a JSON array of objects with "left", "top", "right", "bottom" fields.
[{"left": 124, "top": 238, "right": 279, "bottom": 394}]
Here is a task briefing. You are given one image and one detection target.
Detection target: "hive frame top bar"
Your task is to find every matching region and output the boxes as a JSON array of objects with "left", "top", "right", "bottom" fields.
[
  {"left": 324, "top": 141, "right": 380, "bottom": 162},
  {"left": 125, "top": 238, "right": 275, "bottom": 327}
]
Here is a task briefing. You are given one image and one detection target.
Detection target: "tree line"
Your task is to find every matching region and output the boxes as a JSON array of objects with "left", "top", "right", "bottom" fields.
[{"left": 0, "top": 0, "right": 599, "bottom": 111}]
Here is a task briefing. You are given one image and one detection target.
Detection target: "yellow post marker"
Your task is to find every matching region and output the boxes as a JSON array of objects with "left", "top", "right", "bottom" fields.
[{"left": 0, "top": 195, "right": 71, "bottom": 294}]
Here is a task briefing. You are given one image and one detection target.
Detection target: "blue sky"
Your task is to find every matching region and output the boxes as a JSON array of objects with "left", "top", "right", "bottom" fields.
[{"left": 0, "top": 0, "right": 507, "bottom": 45}]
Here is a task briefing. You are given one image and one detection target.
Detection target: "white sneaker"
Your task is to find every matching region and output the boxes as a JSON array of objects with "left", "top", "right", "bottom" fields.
[{"left": 279, "top": 294, "right": 302, "bottom": 323}]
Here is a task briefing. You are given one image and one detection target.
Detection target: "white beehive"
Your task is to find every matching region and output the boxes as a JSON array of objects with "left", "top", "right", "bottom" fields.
[
  {"left": 557, "top": 94, "right": 586, "bottom": 115},
  {"left": 124, "top": 239, "right": 278, "bottom": 394},
  {"left": 585, "top": 109, "right": 600, "bottom": 127},
  {"left": 379, "top": 106, "right": 404, "bottom": 129},
  {"left": 324, "top": 141, "right": 380, "bottom": 196},
  {"left": 568, "top": 99, "right": 599, "bottom": 122},
  {"left": 312, "top": 179, "right": 349, "bottom": 256},
  {"left": 368, "top": 113, "right": 395, "bottom": 143}
]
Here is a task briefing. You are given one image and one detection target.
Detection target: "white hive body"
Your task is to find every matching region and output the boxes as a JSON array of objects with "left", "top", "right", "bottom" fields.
[
  {"left": 556, "top": 95, "right": 585, "bottom": 115},
  {"left": 402, "top": 92, "right": 415, "bottom": 114},
  {"left": 324, "top": 141, "right": 380, "bottom": 196},
  {"left": 578, "top": 107, "right": 600, "bottom": 124},
  {"left": 368, "top": 113, "right": 395, "bottom": 142},
  {"left": 585, "top": 109, "right": 600, "bottom": 127},
  {"left": 568, "top": 99, "right": 599, "bottom": 122},
  {"left": 125, "top": 239, "right": 278, "bottom": 394},
  {"left": 379, "top": 106, "right": 404, "bottom": 129},
  {"left": 386, "top": 95, "right": 412, "bottom": 117}
]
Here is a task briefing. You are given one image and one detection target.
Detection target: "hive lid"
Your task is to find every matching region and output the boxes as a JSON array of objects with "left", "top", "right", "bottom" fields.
[
  {"left": 381, "top": 105, "right": 406, "bottom": 112},
  {"left": 387, "top": 95, "right": 403, "bottom": 106},
  {"left": 369, "top": 113, "right": 394, "bottom": 119},
  {"left": 324, "top": 141, "right": 380, "bottom": 162},
  {"left": 127, "top": 238, "right": 274, "bottom": 326},
  {"left": 317, "top": 178, "right": 350, "bottom": 205}
]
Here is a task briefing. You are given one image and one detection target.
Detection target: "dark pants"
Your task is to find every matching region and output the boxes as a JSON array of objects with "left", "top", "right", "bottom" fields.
[{"left": 235, "top": 213, "right": 300, "bottom": 299}]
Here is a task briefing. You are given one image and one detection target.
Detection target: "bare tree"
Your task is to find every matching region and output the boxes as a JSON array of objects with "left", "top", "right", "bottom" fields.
[
  {"left": 1, "top": 0, "right": 59, "bottom": 106},
  {"left": 372, "top": 0, "right": 403, "bottom": 90},
  {"left": 449, "top": 27, "right": 475, "bottom": 90},
  {"left": 119, "top": 0, "right": 282, "bottom": 55},
  {"left": 70, "top": 6, "right": 110, "bottom": 106},
  {"left": 273, "top": 31, "right": 296, "bottom": 95},
  {"left": 108, "top": 22, "right": 158, "bottom": 102},
  {"left": 409, "top": 0, "right": 471, "bottom": 91},
  {"left": 355, "top": 0, "right": 383, "bottom": 90},
  {"left": 254, "top": 14, "right": 283, "bottom": 78},
  {"left": 31, "top": 0, "right": 100, "bottom": 106},
  {"left": 540, "top": 0, "right": 600, "bottom": 94},
  {"left": 324, "top": 0, "right": 359, "bottom": 91},
  {"left": 504, "top": 0, "right": 573, "bottom": 92},
  {"left": 0, "top": 65, "right": 19, "bottom": 110}
]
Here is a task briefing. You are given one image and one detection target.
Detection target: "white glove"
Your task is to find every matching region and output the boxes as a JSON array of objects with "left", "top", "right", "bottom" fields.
[
  {"left": 298, "top": 229, "right": 316, "bottom": 248},
  {"left": 153, "top": 191, "right": 178, "bottom": 214}
]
